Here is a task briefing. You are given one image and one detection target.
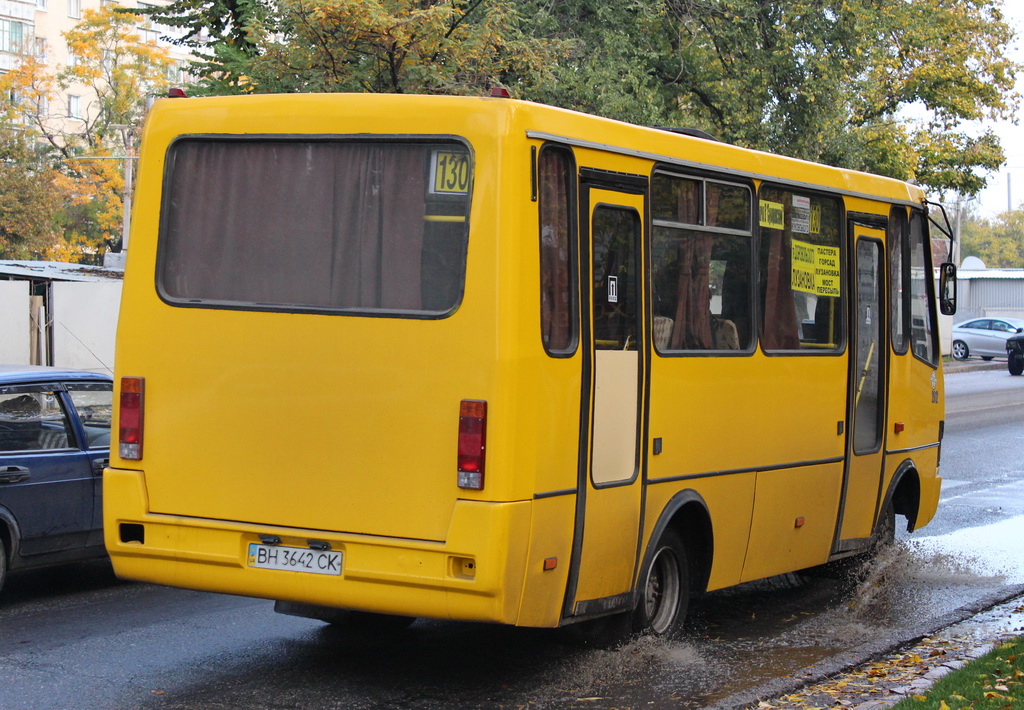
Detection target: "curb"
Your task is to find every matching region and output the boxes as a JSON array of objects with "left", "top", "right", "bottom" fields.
[{"left": 708, "top": 583, "right": 1024, "bottom": 709}]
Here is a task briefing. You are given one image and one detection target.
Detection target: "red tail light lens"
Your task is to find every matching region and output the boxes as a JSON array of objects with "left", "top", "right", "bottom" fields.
[
  {"left": 457, "top": 400, "right": 487, "bottom": 490},
  {"left": 119, "top": 376, "right": 145, "bottom": 460}
]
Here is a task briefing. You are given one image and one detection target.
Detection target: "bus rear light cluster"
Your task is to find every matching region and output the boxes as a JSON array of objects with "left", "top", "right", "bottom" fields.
[
  {"left": 457, "top": 399, "right": 487, "bottom": 490},
  {"left": 119, "top": 376, "right": 145, "bottom": 460}
]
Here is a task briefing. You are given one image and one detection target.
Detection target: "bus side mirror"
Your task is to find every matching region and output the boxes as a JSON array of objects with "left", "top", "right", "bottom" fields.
[{"left": 939, "top": 262, "right": 957, "bottom": 316}]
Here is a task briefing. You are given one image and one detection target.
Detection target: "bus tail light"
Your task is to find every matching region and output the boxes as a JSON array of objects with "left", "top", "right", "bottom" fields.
[
  {"left": 119, "top": 376, "right": 145, "bottom": 460},
  {"left": 457, "top": 400, "right": 487, "bottom": 490}
]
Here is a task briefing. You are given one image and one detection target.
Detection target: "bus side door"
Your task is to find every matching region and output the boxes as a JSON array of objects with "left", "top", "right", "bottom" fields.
[
  {"left": 837, "top": 228, "right": 888, "bottom": 544},
  {"left": 565, "top": 175, "right": 648, "bottom": 619}
]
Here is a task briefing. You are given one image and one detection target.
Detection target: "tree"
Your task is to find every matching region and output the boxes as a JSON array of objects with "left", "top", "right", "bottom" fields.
[
  {"left": 141, "top": 0, "right": 1017, "bottom": 194},
  {"left": 0, "top": 129, "right": 63, "bottom": 259},
  {"left": 143, "top": 0, "right": 569, "bottom": 95},
  {"left": 960, "top": 208, "right": 1024, "bottom": 268},
  {"left": 518, "top": 0, "right": 1018, "bottom": 195},
  {"left": 0, "top": 6, "right": 176, "bottom": 260}
]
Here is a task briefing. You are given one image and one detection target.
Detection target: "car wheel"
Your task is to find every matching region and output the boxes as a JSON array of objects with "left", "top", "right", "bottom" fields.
[
  {"left": 1010, "top": 354, "right": 1024, "bottom": 376},
  {"left": 632, "top": 528, "right": 689, "bottom": 637},
  {"left": 951, "top": 340, "right": 969, "bottom": 360}
]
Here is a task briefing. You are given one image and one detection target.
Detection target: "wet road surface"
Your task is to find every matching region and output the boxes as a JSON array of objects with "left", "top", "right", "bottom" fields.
[{"left": 0, "top": 369, "right": 1021, "bottom": 709}]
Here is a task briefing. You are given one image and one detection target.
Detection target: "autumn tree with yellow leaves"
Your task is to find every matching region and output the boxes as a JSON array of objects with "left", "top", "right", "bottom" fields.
[{"left": 0, "top": 6, "right": 175, "bottom": 261}]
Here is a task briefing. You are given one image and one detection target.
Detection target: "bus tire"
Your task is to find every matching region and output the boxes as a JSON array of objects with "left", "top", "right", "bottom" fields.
[
  {"left": 0, "top": 537, "right": 6, "bottom": 595},
  {"left": 633, "top": 528, "right": 689, "bottom": 637},
  {"left": 872, "top": 498, "right": 896, "bottom": 551},
  {"left": 1009, "top": 354, "right": 1024, "bottom": 376}
]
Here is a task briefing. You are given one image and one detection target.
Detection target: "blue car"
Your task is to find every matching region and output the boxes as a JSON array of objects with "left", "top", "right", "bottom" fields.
[{"left": 0, "top": 366, "right": 113, "bottom": 595}]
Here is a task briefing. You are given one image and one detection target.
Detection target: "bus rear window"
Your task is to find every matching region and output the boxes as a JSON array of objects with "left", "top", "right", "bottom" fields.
[{"left": 157, "top": 139, "right": 471, "bottom": 317}]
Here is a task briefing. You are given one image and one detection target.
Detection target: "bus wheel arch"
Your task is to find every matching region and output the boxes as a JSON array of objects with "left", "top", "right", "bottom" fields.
[
  {"left": 633, "top": 490, "right": 713, "bottom": 636},
  {"left": 885, "top": 461, "right": 921, "bottom": 533}
]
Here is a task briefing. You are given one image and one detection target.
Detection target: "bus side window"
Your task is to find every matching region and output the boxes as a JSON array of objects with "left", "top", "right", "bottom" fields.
[
  {"left": 888, "top": 206, "right": 910, "bottom": 355},
  {"left": 539, "top": 146, "right": 578, "bottom": 355},
  {"left": 908, "top": 210, "right": 938, "bottom": 365},
  {"left": 758, "top": 188, "right": 844, "bottom": 352},
  {"left": 650, "top": 172, "right": 754, "bottom": 353}
]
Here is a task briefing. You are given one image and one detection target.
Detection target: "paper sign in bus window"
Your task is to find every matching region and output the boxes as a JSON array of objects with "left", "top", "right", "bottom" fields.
[
  {"left": 759, "top": 200, "right": 785, "bottom": 229},
  {"left": 792, "top": 239, "right": 841, "bottom": 296}
]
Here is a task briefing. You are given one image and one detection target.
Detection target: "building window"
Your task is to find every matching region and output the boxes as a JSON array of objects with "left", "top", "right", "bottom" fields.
[
  {"left": 68, "top": 0, "right": 81, "bottom": 18},
  {"left": 35, "top": 37, "right": 47, "bottom": 62},
  {"left": 68, "top": 94, "right": 81, "bottom": 119},
  {"left": 0, "top": 20, "right": 28, "bottom": 54},
  {"left": 37, "top": 0, "right": 48, "bottom": 10}
]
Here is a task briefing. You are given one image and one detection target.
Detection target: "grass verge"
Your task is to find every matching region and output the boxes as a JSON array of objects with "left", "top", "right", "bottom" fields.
[{"left": 892, "top": 635, "right": 1024, "bottom": 709}]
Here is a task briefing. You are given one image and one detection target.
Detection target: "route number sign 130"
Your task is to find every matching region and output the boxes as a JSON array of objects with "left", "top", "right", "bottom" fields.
[{"left": 430, "top": 150, "right": 471, "bottom": 195}]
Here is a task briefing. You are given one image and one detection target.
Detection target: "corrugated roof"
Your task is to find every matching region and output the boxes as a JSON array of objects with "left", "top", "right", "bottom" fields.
[
  {"left": 956, "top": 269, "right": 1024, "bottom": 280},
  {"left": 0, "top": 260, "right": 123, "bottom": 282}
]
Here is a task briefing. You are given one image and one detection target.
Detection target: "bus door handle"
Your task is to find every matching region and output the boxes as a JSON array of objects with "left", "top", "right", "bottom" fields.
[{"left": 0, "top": 465, "right": 30, "bottom": 484}]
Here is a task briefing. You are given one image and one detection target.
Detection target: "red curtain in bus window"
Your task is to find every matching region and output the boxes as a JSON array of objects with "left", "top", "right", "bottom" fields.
[
  {"left": 761, "top": 225, "right": 801, "bottom": 350},
  {"left": 539, "top": 149, "right": 573, "bottom": 352},
  {"left": 668, "top": 185, "right": 715, "bottom": 350},
  {"left": 669, "top": 235, "right": 714, "bottom": 349}
]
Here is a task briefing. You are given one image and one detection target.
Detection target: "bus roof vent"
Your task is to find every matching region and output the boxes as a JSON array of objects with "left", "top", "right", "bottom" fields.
[{"left": 653, "top": 126, "right": 719, "bottom": 142}]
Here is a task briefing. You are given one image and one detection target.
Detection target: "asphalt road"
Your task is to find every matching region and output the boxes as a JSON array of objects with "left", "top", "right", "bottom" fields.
[{"left": 0, "top": 367, "right": 1021, "bottom": 709}]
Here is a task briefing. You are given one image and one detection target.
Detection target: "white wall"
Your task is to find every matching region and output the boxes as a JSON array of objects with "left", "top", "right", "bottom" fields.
[
  {"left": 0, "top": 281, "right": 31, "bottom": 364},
  {"left": 51, "top": 282, "right": 121, "bottom": 374}
]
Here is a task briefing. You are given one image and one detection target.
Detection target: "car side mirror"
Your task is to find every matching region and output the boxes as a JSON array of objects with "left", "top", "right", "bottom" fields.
[{"left": 939, "top": 262, "right": 957, "bottom": 316}]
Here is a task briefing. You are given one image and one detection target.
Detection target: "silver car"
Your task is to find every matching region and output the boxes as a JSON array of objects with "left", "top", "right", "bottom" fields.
[{"left": 950, "top": 317, "right": 1024, "bottom": 360}]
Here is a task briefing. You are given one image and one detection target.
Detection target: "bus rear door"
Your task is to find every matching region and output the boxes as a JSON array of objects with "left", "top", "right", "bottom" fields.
[{"left": 565, "top": 173, "right": 648, "bottom": 619}]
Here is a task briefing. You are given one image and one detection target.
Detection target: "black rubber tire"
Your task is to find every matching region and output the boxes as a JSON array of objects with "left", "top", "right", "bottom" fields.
[
  {"left": 1010, "top": 354, "right": 1024, "bottom": 376},
  {"left": 982, "top": 356, "right": 994, "bottom": 361},
  {"left": 632, "top": 528, "right": 690, "bottom": 637},
  {"left": 872, "top": 497, "right": 896, "bottom": 551},
  {"left": 951, "top": 340, "right": 969, "bottom": 360}
]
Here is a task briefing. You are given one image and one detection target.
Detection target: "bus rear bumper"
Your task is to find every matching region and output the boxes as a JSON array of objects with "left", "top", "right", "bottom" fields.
[{"left": 103, "top": 468, "right": 538, "bottom": 625}]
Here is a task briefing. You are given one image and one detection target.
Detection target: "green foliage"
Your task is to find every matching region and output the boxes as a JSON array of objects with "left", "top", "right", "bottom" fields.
[
  {"left": 891, "top": 635, "right": 1024, "bottom": 708},
  {"left": 122, "top": 0, "right": 1021, "bottom": 193},
  {"left": 960, "top": 207, "right": 1024, "bottom": 268},
  {"left": 0, "top": 131, "right": 62, "bottom": 258}
]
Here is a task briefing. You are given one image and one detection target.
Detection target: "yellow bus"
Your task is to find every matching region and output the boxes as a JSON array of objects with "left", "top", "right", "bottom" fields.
[{"left": 105, "top": 92, "right": 954, "bottom": 637}]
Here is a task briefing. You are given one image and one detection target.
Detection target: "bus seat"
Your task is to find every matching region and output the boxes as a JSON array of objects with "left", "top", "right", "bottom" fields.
[
  {"left": 712, "top": 318, "right": 739, "bottom": 350},
  {"left": 653, "top": 316, "right": 674, "bottom": 350}
]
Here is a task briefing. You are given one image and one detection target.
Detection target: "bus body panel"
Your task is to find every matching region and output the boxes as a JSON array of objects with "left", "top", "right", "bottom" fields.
[
  {"left": 105, "top": 468, "right": 536, "bottom": 623},
  {"left": 106, "top": 93, "right": 944, "bottom": 630}
]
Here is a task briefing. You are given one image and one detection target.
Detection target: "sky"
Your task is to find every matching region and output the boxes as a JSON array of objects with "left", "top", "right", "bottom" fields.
[{"left": 972, "top": 1, "right": 1024, "bottom": 217}]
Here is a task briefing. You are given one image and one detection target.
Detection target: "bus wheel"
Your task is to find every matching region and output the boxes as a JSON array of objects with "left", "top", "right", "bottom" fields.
[
  {"left": 633, "top": 529, "right": 689, "bottom": 637},
  {"left": 872, "top": 498, "right": 896, "bottom": 551},
  {"left": 0, "top": 537, "right": 6, "bottom": 595},
  {"left": 1009, "top": 354, "right": 1024, "bottom": 376}
]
